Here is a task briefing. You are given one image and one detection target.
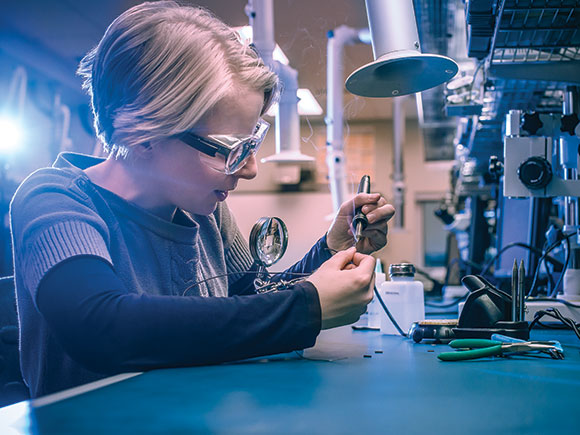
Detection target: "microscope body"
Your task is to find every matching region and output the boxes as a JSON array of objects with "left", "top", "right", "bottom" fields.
[
  {"left": 503, "top": 108, "right": 580, "bottom": 300},
  {"left": 504, "top": 111, "right": 580, "bottom": 198}
]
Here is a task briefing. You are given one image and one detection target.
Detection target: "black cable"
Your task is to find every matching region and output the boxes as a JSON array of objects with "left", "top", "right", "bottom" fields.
[
  {"left": 528, "top": 307, "right": 580, "bottom": 340},
  {"left": 480, "top": 241, "right": 563, "bottom": 278},
  {"left": 543, "top": 237, "right": 554, "bottom": 295},
  {"left": 425, "top": 295, "right": 467, "bottom": 308},
  {"left": 373, "top": 285, "right": 407, "bottom": 337},
  {"left": 413, "top": 265, "right": 444, "bottom": 294},
  {"left": 534, "top": 319, "right": 568, "bottom": 330},
  {"left": 527, "top": 233, "right": 576, "bottom": 298},
  {"left": 528, "top": 243, "right": 560, "bottom": 296},
  {"left": 549, "top": 236, "right": 570, "bottom": 298},
  {"left": 424, "top": 310, "right": 459, "bottom": 316},
  {"left": 546, "top": 261, "right": 555, "bottom": 296},
  {"left": 443, "top": 257, "right": 460, "bottom": 287}
]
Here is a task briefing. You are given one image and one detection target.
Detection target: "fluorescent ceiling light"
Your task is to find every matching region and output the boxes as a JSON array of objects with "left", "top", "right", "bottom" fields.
[
  {"left": 236, "top": 26, "right": 289, "bottom": 65},
  {"left": 265, "top": 88, "right": 323, "bottom": 117}
]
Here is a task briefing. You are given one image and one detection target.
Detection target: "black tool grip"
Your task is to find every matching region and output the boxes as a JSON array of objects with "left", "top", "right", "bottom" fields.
[
  {"left": 353, "top": 211, "right": 368, "bottom": 230},
  {"left": 353, "top": 175, "right": 371, "bottom": 236}
]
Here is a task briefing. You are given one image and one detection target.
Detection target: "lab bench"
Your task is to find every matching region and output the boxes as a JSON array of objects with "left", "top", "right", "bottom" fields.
[{"left": 1, "top": 326, "right": 579, "bottom": 434}]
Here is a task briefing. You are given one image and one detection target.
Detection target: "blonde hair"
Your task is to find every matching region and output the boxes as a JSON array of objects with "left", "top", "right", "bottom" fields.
[{"left": 78, "top": 1, "right": 279, "bottom": 157}]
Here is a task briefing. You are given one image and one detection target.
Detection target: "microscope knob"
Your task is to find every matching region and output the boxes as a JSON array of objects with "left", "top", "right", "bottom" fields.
[
  {"left": 560, "top": 113, "right": 579, "bottom": 136},
  {"left": 488, "top": 155, "right": 504, "bottom": 178},
  {"left": 518, "top": 157, "right": 552, "bottom": 189},
  {"left": 434, "top": 207, "right": 454, "bottom": 225},
  {"left": 521, "top": 112, "right": 543, "bottom": 135}
]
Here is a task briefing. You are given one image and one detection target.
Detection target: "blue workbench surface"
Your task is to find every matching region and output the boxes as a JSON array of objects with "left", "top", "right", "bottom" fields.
[{"left": 1, "top": 327, "right": 579, "bottom": 434}]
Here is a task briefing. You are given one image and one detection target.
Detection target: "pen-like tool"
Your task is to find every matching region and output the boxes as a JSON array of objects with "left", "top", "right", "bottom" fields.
[
  {"left": 518, "top": 260, "right": 525, "bottom": 321},
  {"left": 353, "top": 175, "right": 371, "bottom": 242},
  {"left": 511, "top": 259, "right": 518, "bottom": 322}
]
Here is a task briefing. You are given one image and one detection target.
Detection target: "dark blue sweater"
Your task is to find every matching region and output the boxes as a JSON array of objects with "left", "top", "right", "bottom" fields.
[{"left": 11, "top": 153, "right": 332, "bottom": 397}]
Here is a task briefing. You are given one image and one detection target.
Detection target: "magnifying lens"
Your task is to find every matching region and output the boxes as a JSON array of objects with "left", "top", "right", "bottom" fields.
[
  {"left": 249, "top": 217, "right": 290, "bottom": 293},
  {"left": 249, "top": 217, "right": 288, "bottom": 267}
]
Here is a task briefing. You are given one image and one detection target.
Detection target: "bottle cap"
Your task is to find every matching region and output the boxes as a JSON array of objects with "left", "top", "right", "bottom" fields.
[{"left": 389, "top": 263, "right": 415, "bottom": 277}]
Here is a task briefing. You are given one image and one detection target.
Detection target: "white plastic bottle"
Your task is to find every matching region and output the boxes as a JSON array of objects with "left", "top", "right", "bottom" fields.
[
  {"left": 352, "top": 260, "right": 385, "bottom": 329},
  {"left": 379, "top": 263, "right": 425, "bottom": 335},
  {"left": 367, "top": 261, "right": 386, "bottom": 329}
]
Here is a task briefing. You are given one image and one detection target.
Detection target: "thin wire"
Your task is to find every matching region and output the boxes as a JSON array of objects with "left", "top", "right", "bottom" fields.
[
  {"left": 182, "top": 270, "right": 311, "bottom": 296},
  {"left": 480, "top": 241, "right": 562, "bottom": 278},
  {"left": 528, "top": 308, "right": 580, "bottom": 340},
  {"left": 467, "top": 59, "right": 485, "bottom": 99},
  {"left": 424, "top": 310, "right": 460, "bottom": 316},
  {"left": 373, "top": 285, "right": 407, "bottom": 337},
  {"left": 546, "top": 259, "right": 555, "bottom": 296},
  {"left": 527, "top": 233, "right": 576, "bottom": 298},
  {"left": 444, "top": 257, "right": 460, "bottom": 287},
  {"left": 425, "top": 295, "right": 467, "bottom": 308},
  {"left": 548, "top": 236, "right": 570, "bottom": 297}
]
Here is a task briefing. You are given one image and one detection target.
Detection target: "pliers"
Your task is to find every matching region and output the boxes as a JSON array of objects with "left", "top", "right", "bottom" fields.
[{"left": 437, "top": 339, "right": 565, "bottom": 361}]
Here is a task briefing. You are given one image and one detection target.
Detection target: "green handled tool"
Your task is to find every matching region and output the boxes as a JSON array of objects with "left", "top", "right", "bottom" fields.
[{"left": 437, "top": 339, "right": 564, "bottom": 361}]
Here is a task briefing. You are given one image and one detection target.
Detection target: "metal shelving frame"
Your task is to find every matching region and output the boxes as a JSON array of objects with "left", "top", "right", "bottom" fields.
[
  {"left": 491, "top": 0, "right": 580, "bottom": 65},
  {"left": 466, "top": 0, "right": 580, "bottom": 158},
  {"left": 485, "top": 0, "right": 580, "bottom": 116}
]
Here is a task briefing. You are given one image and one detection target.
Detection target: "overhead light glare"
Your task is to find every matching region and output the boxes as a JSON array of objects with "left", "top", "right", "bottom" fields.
[
  {"left": 236, "top": 26, "right": 289, "bottom": 65},
  {"left": 265, "top": 88, "right": 323, "bottom": 117},
  {"left": 0, "top": 116, "right": 24, "bottom": 155},
  {"left": 297, "top": 89, "right": 323, "bottom": 115}
]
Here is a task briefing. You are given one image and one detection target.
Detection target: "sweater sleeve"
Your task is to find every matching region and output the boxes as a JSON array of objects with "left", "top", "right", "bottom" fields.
[
  {"left": 271, "top": 234, "right": 334, "bottom": 282},
  {"left": 10, "top": 170, "right": 113, "bottom": 302},
  {"left": 36, "top": 256, "right": 322, "bottom": 374},
  {"left": 228, "top": 236, "right": 332, "bottom": 296}
]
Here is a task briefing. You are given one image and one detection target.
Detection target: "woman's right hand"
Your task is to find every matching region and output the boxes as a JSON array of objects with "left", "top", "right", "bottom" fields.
[{"left": 307, "top": 247, "right": 376, "bottom": 330}]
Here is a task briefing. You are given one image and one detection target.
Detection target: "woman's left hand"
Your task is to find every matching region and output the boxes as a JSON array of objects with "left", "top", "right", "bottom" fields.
[{"left": 326, "top": 193, "right": 396, "bottom": 255}]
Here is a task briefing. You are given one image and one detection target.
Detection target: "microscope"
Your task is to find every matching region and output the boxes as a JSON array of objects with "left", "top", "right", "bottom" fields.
[{"left": 502, "top": 86, "right": 580, "bottom": 322}]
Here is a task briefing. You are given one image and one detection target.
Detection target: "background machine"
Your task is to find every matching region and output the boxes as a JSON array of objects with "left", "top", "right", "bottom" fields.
[{"left": 427, "top": 0, "right": 580, "bottom": 321}]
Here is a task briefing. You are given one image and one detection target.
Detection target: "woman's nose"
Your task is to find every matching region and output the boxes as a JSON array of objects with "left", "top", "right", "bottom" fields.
[{"left": 235, "top": 154, "right": 258, "bottom": 180}]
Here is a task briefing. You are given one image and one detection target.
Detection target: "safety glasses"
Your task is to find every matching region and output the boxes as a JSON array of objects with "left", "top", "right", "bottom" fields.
[{"left": 176, "top": 119, "right": 270, "bottom": 175}]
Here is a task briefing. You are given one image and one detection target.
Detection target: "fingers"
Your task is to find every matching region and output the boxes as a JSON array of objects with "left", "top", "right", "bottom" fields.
[
  {"left": 365, "top": 203, "right": 395, "bottom": 224},
  {"left": 361, "top": 227, "right": 388, "bottom": 247},
  {"left": 337, "top": 193, "right": 378, "bottom": 218},
  {"left": 356, "top": 229, "right": 388, "bottom": 254},
  {"left": 327, "top": 248, "right": 375, "bottom": 275},
  {"left": 345, "top": 194, "right": 395, "bottom": 224},
  {"left": 353, "top": 253, "right": 376, "bottom": 275},
  {"left": 350, "top": 251, "right": 368, "bottom": 265},
  {"left": 351, "top": 193, "right": 381, "bottom": 209},
  {"left": 326, "top": 246, "right": 356, "bottom": 269}
]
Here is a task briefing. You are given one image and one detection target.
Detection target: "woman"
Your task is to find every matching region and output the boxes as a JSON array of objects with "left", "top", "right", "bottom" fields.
[{"left": 10, "top": 1, "right": 395, "bottom": 398}]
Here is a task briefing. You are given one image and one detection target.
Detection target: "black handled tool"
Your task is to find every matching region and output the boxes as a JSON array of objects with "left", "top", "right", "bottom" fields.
[
  {"left": 353, "top": 175, "right": 371, "bottom": 242},
  {"left": 511, "top": 259, "right": 518, "bottom": 321}
]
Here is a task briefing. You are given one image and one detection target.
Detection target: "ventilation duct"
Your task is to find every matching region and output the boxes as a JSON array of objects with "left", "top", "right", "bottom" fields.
[
  {"left": 247, "top": 0, "right": 314, "bottom": 171},
  {"left": 345, "top": 0, "right": 458, "bottom": 98}
]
